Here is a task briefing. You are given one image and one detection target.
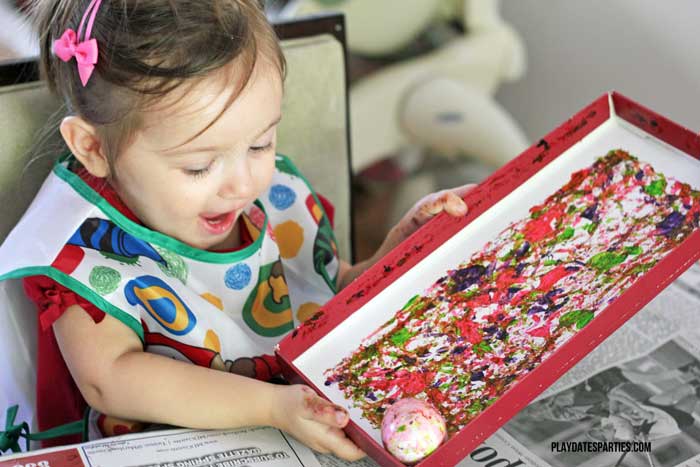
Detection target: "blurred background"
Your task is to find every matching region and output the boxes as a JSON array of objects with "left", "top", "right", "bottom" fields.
[{"left": 2, "top": 0, "right": 699, "bottom": 261}]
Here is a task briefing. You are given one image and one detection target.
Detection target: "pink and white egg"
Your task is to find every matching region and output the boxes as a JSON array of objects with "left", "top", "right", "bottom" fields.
[{"left": 381, "top": 398, "right": 447, "bottom": 464}]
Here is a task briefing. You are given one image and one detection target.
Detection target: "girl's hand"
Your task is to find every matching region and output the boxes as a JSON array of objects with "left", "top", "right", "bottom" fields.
[
  {"left": 337, "top": 183, "right": 476, "bottom": 290},
  {"left": 380, "top": 184, "right": 476, "bottom": 257},
  {"left": 271, "top": 385, "right": 365, "bottom": 461}
]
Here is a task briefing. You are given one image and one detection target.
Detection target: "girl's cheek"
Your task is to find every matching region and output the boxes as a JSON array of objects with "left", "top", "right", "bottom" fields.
[{"left": 257, "top": 154, "right": 276, "bottom": 188}]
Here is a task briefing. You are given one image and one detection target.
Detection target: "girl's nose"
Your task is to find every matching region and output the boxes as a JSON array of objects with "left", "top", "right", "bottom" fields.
[{"left": 219, "top": 157, "right": 255, "bottom": 200}]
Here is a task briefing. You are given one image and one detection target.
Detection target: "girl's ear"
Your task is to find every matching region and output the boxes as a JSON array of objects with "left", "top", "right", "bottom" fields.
[{"left": 59, "top": 116, "right": 111, "bottom": 178}]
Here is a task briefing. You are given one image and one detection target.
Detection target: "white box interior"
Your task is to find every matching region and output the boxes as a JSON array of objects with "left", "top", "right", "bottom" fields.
[{"left": 294, "top": 111, "right": 700, "bottom": 444}]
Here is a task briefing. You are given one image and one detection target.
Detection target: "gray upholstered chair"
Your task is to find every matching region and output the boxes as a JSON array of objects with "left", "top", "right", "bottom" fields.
[{"left": 0, "top": 13, "right": 353, "bottom": 438}]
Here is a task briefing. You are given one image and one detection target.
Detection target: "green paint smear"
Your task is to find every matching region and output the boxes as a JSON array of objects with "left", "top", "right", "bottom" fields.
[
  {"left": 460, "top": 289, "right": 479, "bottom": 300},
  {"left": 100, "top": 251, "right": 139, "bottom": 265},
  {"left": 558, "top": 227, "right": 575, "bottom": 242},
  {"left": 589, "top": 252, "right": 627, "bottom": 272},
  {"left": 583, "top": 222, "right": 599, "bottom": 235},
  {"left": 499, "top": 250, "right": 513, "bottom": 261},
  {"left": 630, "top": 261, "right": 657, "bottom": 275},
  {"left": 624, "top": 245, "right": 643, "bottom": 256},
  {"left": 401, "top": 295, "right": 426, "bottom": 315},
  {"left": 560, "top": 309, "right": 595, "bottom": 329},
  {"left": 391, "top": 328, "right": 413, "bottom": 346},
  {"left": 365, "top": 344, "right": 379, "bottom": 359},
  {"left": 467, "top": 400, "right": 485, "bottom": 414},
  {"left": 403, "top": 294, "right": 419, "bottom": 309},
  {"left": 473, "top": 341, "right": 493, "bottom": 356},
  {"left": 645, "top": 178, "right": 667, "bottom": 196}
]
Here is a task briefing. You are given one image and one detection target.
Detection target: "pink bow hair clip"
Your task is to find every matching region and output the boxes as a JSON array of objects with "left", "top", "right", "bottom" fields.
[
  {"left": 52, "top": 0, "right": 103, "bottom": 87},
  {"left": 53, "top": 29, "right": 98, "bottom": 86}
]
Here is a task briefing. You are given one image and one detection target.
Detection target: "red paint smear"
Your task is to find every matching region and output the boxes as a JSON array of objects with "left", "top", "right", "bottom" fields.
[
  {"left": 523, "top": 203, "right": 566, "bottom": 243},
  {"left": 495, "top": 268, "right": 525, "bottom": 290},
  {"left": 394, "top": 370, "right": 436, "bottom": 397},
  {"left": 455, "top": 320, "right": 483, "bottom": 344},
  {"left": 527, "top": 325, "right": 551, "bottom": 338},
  {"left": 538, "top": 265, "right": 572, "bottom": 291},
  {"left": 464, "top": 293, "right": 492, "bottom": 309}
]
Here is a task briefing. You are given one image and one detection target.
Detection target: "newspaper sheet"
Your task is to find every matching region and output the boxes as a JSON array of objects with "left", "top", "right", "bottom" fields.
[{"left": 0, "top": 426, "right": 323, "bottom": 467}]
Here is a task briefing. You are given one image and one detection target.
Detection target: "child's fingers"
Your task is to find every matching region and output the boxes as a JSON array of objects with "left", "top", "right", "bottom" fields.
[
  {"left": 443, "top": 184, "right": 476, "bottom": 217},
  {"left": 302, "top": 391, "right": 349, "bottom": 427},
  {"left": 324, "top": 427, "right": 367, "bottom": 461},
  {"left": 412, "top": 192, "right": 450, "bottom": 225},
  {"left": 416, "top": 191, "right": 467, "bottom": 221},
  {"left": 403, "top": 184, "right": 474, "bottom": 233},
  {"left": 443, "top": 191, "right": 468, "bottom": 217}
]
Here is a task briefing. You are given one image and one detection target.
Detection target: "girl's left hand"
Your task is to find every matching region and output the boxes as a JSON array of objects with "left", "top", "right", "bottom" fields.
[
  {"left": 379, "top": 183, "right": 476, "bottom": 257},
  {"left": 337, "top": 183, "right": 476, "bottom": 290}
]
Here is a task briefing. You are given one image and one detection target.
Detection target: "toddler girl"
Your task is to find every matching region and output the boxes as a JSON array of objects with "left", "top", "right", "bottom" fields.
[{"left": 0, "top": 0, "right": 473, "bottom": 460}]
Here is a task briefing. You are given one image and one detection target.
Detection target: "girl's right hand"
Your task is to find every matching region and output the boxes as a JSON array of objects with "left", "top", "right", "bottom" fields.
[{"left": 271, "top": 385, "right": 366, "bottom": 461}]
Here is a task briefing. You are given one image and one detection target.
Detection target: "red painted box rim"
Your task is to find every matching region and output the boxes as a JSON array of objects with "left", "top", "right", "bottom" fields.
[{"left": 277, "top": 92, "right": 700, "bottom": 467}]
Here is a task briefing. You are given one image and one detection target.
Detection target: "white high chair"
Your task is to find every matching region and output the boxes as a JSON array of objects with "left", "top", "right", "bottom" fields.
[
  {"left": 279, "top": 0, "right": 530, "bottom": 172},
  {"left": 0, "top": 13, "right": 354, "bottom": 450}
]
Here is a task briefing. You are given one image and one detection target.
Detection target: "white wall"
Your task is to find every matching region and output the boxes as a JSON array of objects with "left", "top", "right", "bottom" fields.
[{"left": 496, "top": 0, "right": 700, "bottom": 142}]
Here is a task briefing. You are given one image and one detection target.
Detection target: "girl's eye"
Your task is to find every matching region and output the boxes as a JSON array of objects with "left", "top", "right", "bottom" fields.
[
  {"left": 183, "top": 162, "right": 213, "bottom": 179},
  {"left": 250, "top": 142, "right": 273, "bottom": 153}
]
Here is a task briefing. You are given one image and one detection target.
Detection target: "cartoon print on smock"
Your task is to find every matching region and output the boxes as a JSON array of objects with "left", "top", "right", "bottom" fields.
[
  {"left": 306, "top": 194, "right": 339, "bottom": 290},
  {"left": 0, "top": 154, "right": 339, "bottom": 442},
  {"left": 240, "top": 258, "right": 293, "bottom": 337},
  {"left": 237, "top": 211, "right": 294, "bottom": 337},
  {"left": 68, "top": 217, "right": 166, "bottom": 266},
  {"left": 125, "top": 275, "right": 197, "bottom": 336},
  {"left": 270, "top": 158, "right": 340, "bottom": 290}
]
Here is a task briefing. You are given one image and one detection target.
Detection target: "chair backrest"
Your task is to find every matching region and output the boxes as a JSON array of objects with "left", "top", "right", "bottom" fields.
[{"left": 0, "top": 13, "right": 352, "bottom": 435}]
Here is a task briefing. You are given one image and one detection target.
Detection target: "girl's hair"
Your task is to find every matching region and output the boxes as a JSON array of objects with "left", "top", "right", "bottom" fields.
[{"left": 28, "top": 0, "right": 286, "bottom": 161}]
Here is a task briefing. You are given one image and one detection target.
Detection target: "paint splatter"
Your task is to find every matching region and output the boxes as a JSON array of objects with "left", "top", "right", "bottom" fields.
[
  {"left": 269, "top": 184, "right": 297, "bottom": 210},
  {"left": 324, "top": 150, "right": 700, "bottom": 435},
  {"left": 274, "top": 221, "right": 304, "bottom": 259},
  {"left": 155, "top": 246, "right": 188, "bottom": 285},
  {"left": 200, "top": 292, "right": 224, "bottom": 311},
  {"left": 224, "top": 263, "right": 252, "bottom": 290},
  {"left": 88, "top": 266, "right": 121, "bottom": 295}
]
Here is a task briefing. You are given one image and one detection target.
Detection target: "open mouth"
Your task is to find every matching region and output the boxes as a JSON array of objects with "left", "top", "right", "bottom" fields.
[{"left": 200, "top": 210, "right": 237, "bottom": 235}]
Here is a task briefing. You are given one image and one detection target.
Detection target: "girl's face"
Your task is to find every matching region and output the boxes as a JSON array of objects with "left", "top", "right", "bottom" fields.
[{"left": 111, "top": 61, "right": 283, "bottom": 250}]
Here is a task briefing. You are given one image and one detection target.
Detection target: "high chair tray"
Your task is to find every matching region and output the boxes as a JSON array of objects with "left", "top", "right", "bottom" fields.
[{"left": 276, "top": 92, "right": 700, "bottom": 467}]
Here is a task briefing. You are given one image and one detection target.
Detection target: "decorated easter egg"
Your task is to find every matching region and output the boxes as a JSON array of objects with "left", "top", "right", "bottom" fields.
[{"left": 381, "top": 398, "right": 447, "bottom": 464}]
